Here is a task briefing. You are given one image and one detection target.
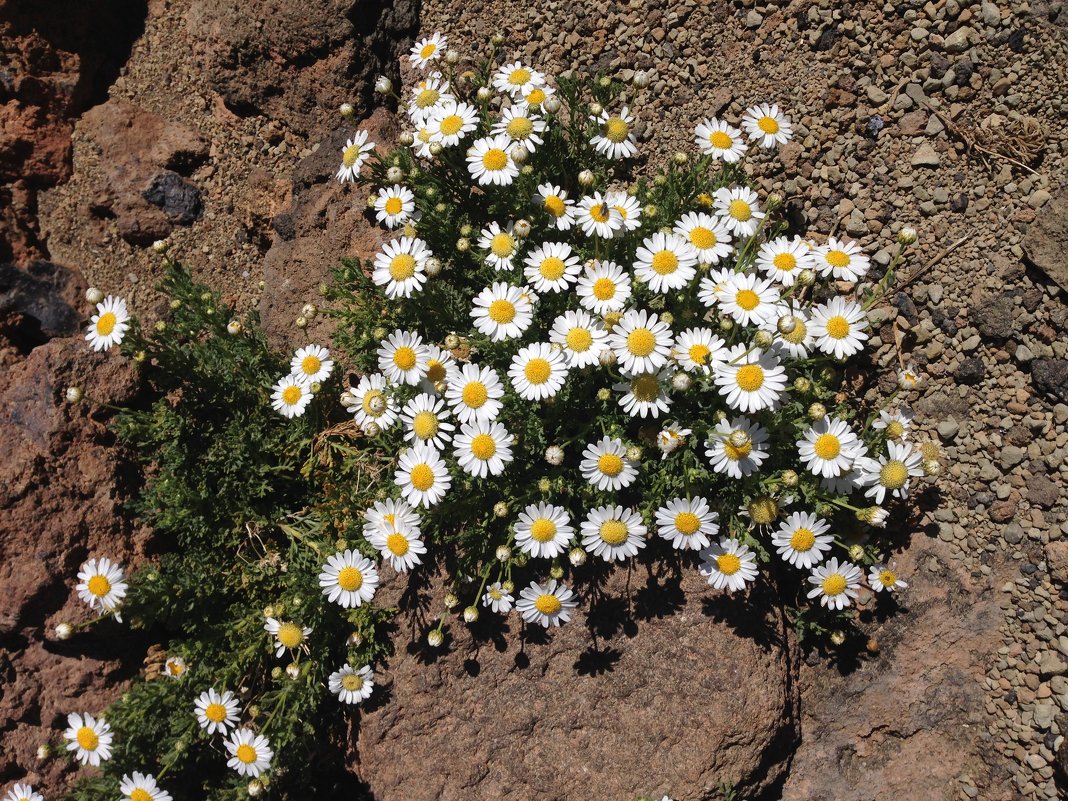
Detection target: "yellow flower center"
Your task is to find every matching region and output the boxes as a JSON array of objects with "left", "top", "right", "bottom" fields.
[
  {"left": 342, "top": 144, "right": 361, "bottom": 167},
  {"left": 235, "top": 743, "right": 258, "bottom": 764},
  {"left": 277, "top": 622, "right": 304, "bottom": 648},
  {"left": 386, "top": 533, "right": 410, "bottom": 556},
  {"left": 87, "top": 575, "right": 111, "bottom": 597},
  {"left": 822, "top": 573, "right": 847, "bottom": 596},
  {"left": 592, "top": 277, "right": 617, "bottom": 300},
  {"left": 783, "top": 319, "right": 808, "bottom": 344},
  {"left": 482, "top": 148, "right": 508, "bottom": 171},
  {"left": 773, "top": 252, "right": 797, "bottom": 272},
  {"left": 470, "top": 433, "right": 497, "bottom": 460},
  {"left": 393, "top": 346, "right": 417, "bottom": 371},
  {"left": 426, "top": 360, "right": 446, "bottom": 383},
  {"left": 539, "top": 257, "right": 566, "bottom": 280},
  {"left": 76, "top": 727, "right": 99, "bottom": 751},
  {"left": 524, "top": 358, "right": 552, "bottom": 385},
  {"left": 757, "top": 115, "right": 780, "bottom": 134},
  {"left": 735, "top": 364, "right": 764, "bottom": 392},
  {"left": 534, "top": 593, "right": 562, "bottom": 615},
  {"left": 825, "top": 316, "right": 851, "bottom": 340},
  {"left": 728, "top": 199, "right": 752, "bottom": 221},
  {"left": 675, "top": 511, "right": 701, "bottom": 535},
  {"left": 384, "top": 197, "right": 403, "bottom": 216},
  {"left": 626, "top": 328, "right": 656, "bottom": 357},
  {"left": 95, "top": 311, "right": 117, "bottom": 336},
  {"left": 490, "top": 232, "right": 514, "bottom": 257},
  {"left": 130, "top": 789, "right": 151, "bottom": 801},
  {"left": 612, "top": 204, "right": 630, "bottom": 220},
  {"left": 417, "top": 128, "right": 432, "bottom": 143},
  {"left": 440, "top": 114, "right": 463, "bottom": 136},
  {"left": 723, "top": 434, "right": 752, "bottom": 461},
  {"left": 362, "top": 390, "right": 385, "bottom": 416},
  {"left": 566, "top": 327, "right": 593, "bottom": 352},
  {"left": 878, "top": 569, "right": 897, "bottom": 587},
  {"left": 416, "top": 88, "right": 439, "bottom": 109},
  {"left": 461, "top": 382, "right": 488, "bottom": 408},
  {"left": 282, "top": 385, "right": 302, "bottom": 405},
  {"left": 530, "top": 518, "right": 557, "bottom": 543},
  {"left": 599, "top": 519, "right": 629, "bottom": 545},
  {"left": 825, "top": 249, "right": 850, "bottom": 268},
  {"left": 813, "top": 433, "right": 841, "bottom": 460},
  {"left": 651, "top": 250, "right": 679, "bottom": 275},
  {"left": 885, "top": 420, "right": 905, "bottom": 440},
  {"left": 543, "top": 195, "right": 566, "bottom": 217},
  {"left": 688, "top": 344, "right": 711, "bottom": 365},
  {"left": 689, "top": 226, "right": 717, "bottom": 250},
  {"left": 717, "top": 553, "right": 742, "bottom": 575},
  {"left": 301, "top": 355, "right": 322, "bottom": 376},
  {"left": 509, "top": 67, "right": 531, "bottom": 86},
  {"left": 412, "top": 410, "right": 439, "bottom": 440},
  {"left": 604, "top": 116, "right": 630, "bottom": 143},
  {"left": 597, "top": 453, "right": 624, "bottom": 477},
  {"left": 789, "top": 528, "right": 816, "bottom": 552},
  {"left": 488, "top": 299, "right": 516, "bottom": 324},
  {"left": 205, "top": 702, "right": 227, "bottom": 722},
  {"left": 880, "top": 460, "right": 908, "bottom": 489},
  {"left": 409, "top": 463, "right": 435, "bottom": 492},
  {"left": 420, "top": 42, "right": 437, "bottom": 58},
  {"left": 589, "top": 203, "right": 611, "bottom": 223},
  {"left": 735, "top": 288, "right": 760, "bottom": 310},
  {"left": 342, "top": 674, "right": 364, "bottom": 691},
  {"left": 526, "top": 88, "right": 546, "bottom": 105},
  {"left": 748, "top": 496, "right": 779, "bottom": 525},
  {"left": 336, "top": 566, "right": 364, "bottom": 592},
  {"left": 389, "top": 254, "right": 416, "bottom": 281},
  {"left": 630, "top": 374, "right": 661, "bottom": 402},
  {"left": 506, "top": 116, "right": 534, "bottom": 139}
]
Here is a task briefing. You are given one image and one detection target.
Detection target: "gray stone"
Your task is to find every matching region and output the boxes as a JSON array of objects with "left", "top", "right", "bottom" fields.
[
  {"left": 937, "top": 419, "right": 960, "bottom": 439},
  {"left": 1000, "top": 446, "right": 1025, "bottom": 469},
  {"left": 911, "top": 142, "right": 941, "bottom": 168},
  {"left": 944, "top": 26, "right": 973, "bottom": 53},
  {"left": 981, "top": 2, "right": 1001, "bottom": 26},
  {"left": 1038, "top": 652, "right": 1068, "bottom": 677},
  {"left": 1003, "top": 522, "right": 1025, "bottom": 544},
  {"left": 971, "top": 294, "right": 1016, "bottom": 340},
  {"left": 1023, "top": 189, "right": 1068, "bottom": 292}
]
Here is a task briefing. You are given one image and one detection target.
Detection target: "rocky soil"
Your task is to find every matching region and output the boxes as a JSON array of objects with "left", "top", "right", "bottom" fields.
[{"left": 2, "top": 0, "right": 1067, "bottom": 799}]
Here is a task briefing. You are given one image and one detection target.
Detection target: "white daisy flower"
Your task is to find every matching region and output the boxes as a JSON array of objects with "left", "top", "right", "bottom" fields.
[
  {"left": 656, "top": 422, "right": 692, "bottom": 458},
  {"left": 809, "top": 297, "right": 869, "bottom": 359},
  {"left": 756, "top": 236, "right": 815, "bottom": 286},
  {"left": 400, "top": 393, "right": 455, "bottom": 449},
  {"left": 719, "top": 272, "right": 781, "bottom": 325},
  {"left": 523, "top": 241, "right": 581, "bottom": 292},
  {"left": 408, "top": 75, "right": 452, "bottom": 123},
  {"left": 697, "top": 267, "right": 738, "bottom": 309},
  {"left": 4, "top": 784, "right": 42, "bottom": 801},
  {"left": 271, "top": 374, "right": 312, "bottom": 418},
  {"left": 290, "top": 344, "right": 333, "bottom": 384},
  {"left": 85, "top": 295, "right": 129, "bottom": 351},
  {"left": 705, "top": 416, "right": 769, "bottom": 478},
  {"left": 575, "top": 260, "right": 631, "bottom": 314},
  {"left": 590, "top": 106, "right": 638, "bottom": 160},
  {"left": 410, "top": 123, "right": 441, "bottom": 159},
  {"left": 225, "top": 728, "right": 273, "bottom": 777},
  {"left": 445, "top": 363, "right": 505, "bottom": 424},
  {"left": 820, "top": 440, "right": 871, "bottom": 495},
  {"left": 576, "top": 192, "right": 625, "bottom": 239},
  {"left": 377, "top": 329, "right": 429, "bottom": 386},
  {"left": 119, "top": 774, "right": 171, "bottom": 801},
  {"left": 372, "top": 236, "right": 431, "bottom": 299},
  {"left": 516, "top": 579, "right": 577, "bottom": 628},
  {"left": 470, "top": 282, "right": 534, "bottom": 341},
  {"left": 329, "top": 664, "right": 374, "bottom": 704},
  {"left": 714, "top": 347, "right": 788, "bottom": 413},
  {"left": 713, "top": 186, "right": 765, "bottom": 237},
  {"left": 763, "top": 302, "right": 813, "bottom": 359},
  {"left": 868, "top": 564, "right": 908, "bottom": 593},
  {"left": 898, "top": 363, "right": 922, "bottom": 390},
  {"left": 319, "top": 550, "right": 379, "bottom": 608},
  {"left": 655, "top": 497, "right": 719, "bottom": 551},
  {"left": 515, "top": 502, "right": 575, "bottom": 559},
  {"left": 519, "top": 82, "right": 555, "bottom": 110},
  {"left": 672, "top": 327, "right": 726, "bottom": 373},
  {"left": 579, "top": 436, "right": 638, "bottom": 491},
  {"left": 63, "top": 713, "right": 113, "bottom": 766},
  {"left": 409, "top": 32, "right": 446, "bottom": 68},
  {"left": 453, "top": 420, "right": 514, "bottom": 478},
  {"left": 549, "top": 309, "right": 608, "bottom": 368},
  {"left": 806, "top": 558, "right": 863, "bottom": 610},
  {"left": 633, "top": 232, "right": 698, "bottom": 293},
  {"left": 694, "top": 117, "right": 748, "bottom": 162},
  {"left": 395, "top": 443, "right": 452, "bottom": 508},
  {"left": 493, "top": 105, "right": 546, "bottom": 153},
  {"left": 336, "top": 130, "right": 374, "bottom": 182},
  {"left": 797, "top": 416, "right": 862, "bottom": 479},
  {"left": 580, "top": 505, "right": 647, "bottom": 562},
  {"left": 815, "top": 237, "right": 871, "bottom": 282},
  {"left": 374, "top": 185, "right": 415, "bottom": 229},
  {"left": 606, "top": 190, "right": 642, "bottom": 233},
  {"left": 263, "top": 617, "right": 311, "bottom": 657},
  {"left": 466, "top": 133, "right": 519, "bottom": 186},
  {"left": 700, "top": 538, "right": 758, "bottom": 593},
  {"left": 427, "top": 99, "right": 479, "bottom": 147},
  {"left": 346, "top": 373, "right": 399, "bottom": 432},
  {"left": 772, "top": 512, "right": 834, "bottom": 569},
  {"left": 674, "top": 212, "right": 733, "bottom": 264},
  {"left": 859, "top": 441, "right": 924, "bottom": 504},
  {"left": 420, "top": 344, "right": 457, "bottom": 394},
  {"left": 194, "top": 688, "right": 240, "bottom": 734},
  {"left": 76, "top": 557, "right": 127, "bottom": 620},
  {"left": 535, "top": 183, "right": 576, "bottom": 231},
  {"left": 363, "top": 498, "right": 426, "bottom": 572},
  {"left": 163, "top": 656, "right": 187, "bottom": 680},
  {"left": 742, "top": 103, "right": 793, "bottom": 148},
  {"left": 482, "top": 582, "right": 514, "bottom": 613},
  {"left": 493, "top": 61, "right": 544, "bottom": 96},
  {"left": 613, "top": 369, "right": 673, "bottom": 419},
  {"left": 509, "top": 342, "right": 568, "bottom": 400},
  {"left": 872, "top": 409, "right": 914, "bottom": 441},
  {"left": 608, "top": 309, "right": 674, "bottom": 374},
  {"left": 478, "top": 221, "right": 521, "bottom": 271}
]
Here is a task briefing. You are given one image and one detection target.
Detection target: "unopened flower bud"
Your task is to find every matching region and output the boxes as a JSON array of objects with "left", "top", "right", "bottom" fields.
[
  {"left": 673, "top": 151, "right": 688, "bottom": 165},
  {"left": 456, "top": 237, "right": 470, "bottom": 252},
  {"left": 227, "top": 320, "right": 242, "bottom": 335},
  {"left": 624, "top": 445, "right": 642, "bottom": 462},
  {"left": 425, "top": 257, "right": 442, "bottom": 277},
  {"left": 545, "top": 445, "right": 564, "bottom": 465},
  {"left": 85, "top": 287, "right": 104, "bottom": 304},
  {"left": 429, "top": 141, "right": 443, "bottom": 156},
  {"left": 152, "top": 239, "right": 169, "bottom": 254},
  {"left": 445, "top": 49, "right": 460, "bottom": 65},
  {"left": 753, "top": 330, "right": 774, "bottom": 349},
  {"left": 510, "top": 146, "right": 529, "bottom": 165},
  {"left": 247, "top": 780, "right": 264, "bottom": 797},
  {"left": 476, "top": 86, "right": 492, "bottom": 102},
  {"left": 922, "top": 459, "right": 941, "bottom": 476},
  {"left": 793, "top": 376, "right": 811, "bottom": 393},
  {"left": 399, "top": 131, "right": 415, "bottom": 146},
  {"left": 808, "top": 402, "right": 827, "bottom": 420},
  {"left": 672, "top": 372, "right": 692, "bottom": 392},
  {"left": 362, "top": 421, "right": 381, "bottom": 437},
  {"left": 766, "top": 193, "right": 783, "bottom": 208},
  {"left": 568, "top": 547, "right": 587, "bottom": 567},
  {"left": 596, "top": 387, "right": 612, "bottom": 401},
  {"left": 301, "top": 303, "right": 318, "bottom": 319},
  {"left": 632, "top": 70, "right": 650, "bottom": 88},
  {"left": 898, "top": 226, "right": 918, "bottom": 245},
  {"left": 386, "top": 166, "right": 404, "bottom": 183},
  {"left": 543, "top": 96, "right": 561, "bottom": 113},
  {"left": 493, "top": 501, "right": 509, "bottom": 518},
  {"left": 285, "top": 663, "right": 300, "bottom": 680},
  {"left": 491, "top": 33, "right": 505, "bottom": 45},
  {"left": 496, "top": 545, "right": 512, "bottom": 561},
  {"left": 295, "top": 315, "right": 308, "bottom": 329},
  {"left": 643, "top": 204, "right": 658, "bottom": 218},
  {"left": 781, "top": 469, "right": 799, "bottom": 487},
  {"left": 830, "top": 630, "right": 846, "bottom": 646},
  {"left": 797, "top": 269, "right": 816, "bottom": 286},
  {"left": 514, "top": 219, "right": 531, "bottom": 238},
  {"left": 848, "top": 544, "right": 866, "bottom": 562},
  {"left": 55, "top": 622, "right": 73, "bottom": 640},
  {"left": 374, "top": 75, "right": 393, "bottom": 94},
  {"left": 728, "top": 429, "right": 751, "bottom": 449},
  {"left": 578, "top": 169, "right": 595, "bottom": 187},
  {"left": 444, "top": 593, "right": 460, "bottom": 609},
  {"left": 65, "top": 386, "right": 82, "bottom": 403},
  {"left": 444, "top": 333, "right": 460, "bottom": 349},
  {"left": 718, "top": 317, "right": 734, "bottom": 333},
  {"left": 339, "top": 102, "right": 355, "bottom": 118},
  {"left": 549, "top": 564, "right": 565, "bottom": 580},
  {"left": 463, "top": 605, "right": 479, "bottom": 623},
  {"left": 777, "top": 315, "right": 797, "bottom": 335},
  {"left": 589, "top": 102, "right": 603, "bottom": 116},
  {"left": 427, "top": 629, "right": 444, "bottom": 647},
  {"left": 537, "top": 477, "right": 552, "bottom": 493},
  {"left": 271, "top": 666, "right": 283, "bottom": 680}
]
